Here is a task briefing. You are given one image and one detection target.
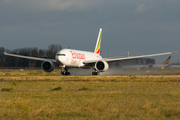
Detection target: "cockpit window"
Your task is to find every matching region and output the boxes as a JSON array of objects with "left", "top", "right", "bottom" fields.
[{"left": 56, "top": 54, "right": 66, "bottom": 56}]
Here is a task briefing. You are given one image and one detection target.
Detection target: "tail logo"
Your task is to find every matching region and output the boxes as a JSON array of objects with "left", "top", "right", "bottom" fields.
[
  {"left": 95, "top": 40, "right": 101, "bottom": 54},
  {"left": 162, "top": 55, "right": 171, "bottom": 65},
  {"left": 94, "top": 28, "right": 102, "bottom": 54}
]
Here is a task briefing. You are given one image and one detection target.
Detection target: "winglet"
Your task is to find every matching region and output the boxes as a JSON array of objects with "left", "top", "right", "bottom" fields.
[
  {"left": 94, "top": 28, "right": 102, "bottom": 54},
  {"left": 171, "top": 51, "right": 177, "bottom": 53}
]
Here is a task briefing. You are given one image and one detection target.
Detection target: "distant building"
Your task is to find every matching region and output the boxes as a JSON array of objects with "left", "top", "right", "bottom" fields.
[{"left": 29, "top": 62, "right": 36, "bottom": 67}]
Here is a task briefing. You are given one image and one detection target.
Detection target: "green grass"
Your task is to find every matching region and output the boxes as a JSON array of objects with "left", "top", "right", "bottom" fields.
[
  {"left": 79, "top": 87, "right": 89, "bottom": 91},
  {"left": 0, "top": 69, "right": 180, "bottom": 119},
  {"left": 51, "top": 86, "right": 62, "bottom": 91},
  {"left": 1, "top": 88, "right": 13, "bottom": 92}
]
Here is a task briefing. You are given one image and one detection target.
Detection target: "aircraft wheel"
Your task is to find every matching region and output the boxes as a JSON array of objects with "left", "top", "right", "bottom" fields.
[
  {"left": 61, "top": 71, "right": 70, "bottom": 75},
  {"left": 92, "top": 72, "right": 98, "bottom": 75},
  {"left": 61, "top": 71, "right": 65, "bottom": 75},
  {"left": 65, "top": 72, "right": 70, "bottom": 75}
]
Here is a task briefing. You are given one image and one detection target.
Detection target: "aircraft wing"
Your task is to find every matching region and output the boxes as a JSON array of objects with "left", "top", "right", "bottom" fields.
[
  {"left": 83, "top": 51, "right": 175, "bottom": 64},
  {"left": 4, "top": 52, "right": 56, "bottom": 62},
  {"left": 104, "top": 51, "right": 175, "bottom": 62}
]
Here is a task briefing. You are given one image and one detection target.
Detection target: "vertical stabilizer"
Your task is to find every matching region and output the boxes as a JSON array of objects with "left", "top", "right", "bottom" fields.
[
  {"left": 94, "top": 28, "right": 102, "bottom": 54},
  {"left": 162, "top": 55, "right": 171, "bottom": 65}
]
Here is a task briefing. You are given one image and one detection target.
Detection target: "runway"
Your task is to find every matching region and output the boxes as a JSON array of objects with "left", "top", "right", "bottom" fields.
[{"left": 68, "top": 67, "right": 180, "bottom": 75}]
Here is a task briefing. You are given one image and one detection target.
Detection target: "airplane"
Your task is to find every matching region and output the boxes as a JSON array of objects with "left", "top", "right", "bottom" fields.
[
  {"left": 4, "top": 28, "right": 176, "bottom": 75},
  {"left": 153, "top": 54, "right": 172, "bottom": 68},
  {"left": 119, "top": 54, "right": 172, "bottom": 69},
  {"left": 162, "top": 55, "right": 171, "bottom": 65}
]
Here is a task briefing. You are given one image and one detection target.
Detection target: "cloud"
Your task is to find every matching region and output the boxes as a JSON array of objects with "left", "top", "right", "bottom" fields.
[
  {"left": 35, "top": 0, "right": 96, "bottom": 11},
  {"left": 136, "top": 4, "right": 151, "bottom": 13},
  {"left": 3, "top": 0, "right": 103, "bottom": 11}
]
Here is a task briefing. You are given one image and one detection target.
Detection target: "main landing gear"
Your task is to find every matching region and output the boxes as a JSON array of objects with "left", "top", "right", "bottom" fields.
[
  {"left": 91, "top": 66, "right": 100, "bottom": 75},
  {"left": 61, "top": 67, "right": 70, "bottom": 75},
  {"left": 92, "top": 72, "right": 99, "bottom": 75}
]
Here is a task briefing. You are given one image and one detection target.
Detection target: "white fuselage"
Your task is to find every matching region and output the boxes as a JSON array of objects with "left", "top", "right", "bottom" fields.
[{"left": 55, "top": 49, "right": 102, "bottom": 67}]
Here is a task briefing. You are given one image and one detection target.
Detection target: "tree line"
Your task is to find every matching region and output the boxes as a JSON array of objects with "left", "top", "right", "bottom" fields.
[{"left": 0, "top": 44, "right": 62, "bottom": 68}]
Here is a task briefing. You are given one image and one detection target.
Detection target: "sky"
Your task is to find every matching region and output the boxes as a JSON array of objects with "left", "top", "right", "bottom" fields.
[{"left": 1, "top": 0, "right": 180, "bottom": 64}]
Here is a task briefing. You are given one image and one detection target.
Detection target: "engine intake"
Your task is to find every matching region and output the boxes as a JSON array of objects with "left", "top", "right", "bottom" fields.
[
  {"left": 41, "top": 61, "right": 55, "bottom": 72},
  {"left": 95, "top": 60, "right": 109, "bottom": 72}
]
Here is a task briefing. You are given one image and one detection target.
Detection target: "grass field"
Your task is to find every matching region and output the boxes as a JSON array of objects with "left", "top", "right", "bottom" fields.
[{"left": 0, "top": 69, "right": 180, "bottom": 120}]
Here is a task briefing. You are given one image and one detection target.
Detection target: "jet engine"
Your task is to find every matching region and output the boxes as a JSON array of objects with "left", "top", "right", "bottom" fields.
[
  {"left": 41, "top": 61, "right": 55, "bottom": 72},
  {"left": 95, "top": 60, "right": 109, "bottom": 72}
]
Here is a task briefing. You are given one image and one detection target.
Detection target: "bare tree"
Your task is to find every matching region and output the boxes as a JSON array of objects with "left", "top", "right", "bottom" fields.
[
  {"left": 1, "top": 44, "right": 62, "bottom": 67},
  {"left": 0, "top": 47, "right": 5, "bottom": 67},
  {"left": 47, "top": 44, "right": 62, "bottom": 59},
  {"left": 0, "top": 47, "right": 5, "bottom": 61},
  {"left": 39, "top": 49, "right": 46, "bottom": 58}
]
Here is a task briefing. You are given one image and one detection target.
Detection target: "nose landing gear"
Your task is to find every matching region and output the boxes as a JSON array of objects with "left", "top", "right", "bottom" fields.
[
  {"left": 61, "top": 71, "right": 70, "bottom": 75},
  {"left": 61, "top": 67, "right": 70, "bottom": 75}
]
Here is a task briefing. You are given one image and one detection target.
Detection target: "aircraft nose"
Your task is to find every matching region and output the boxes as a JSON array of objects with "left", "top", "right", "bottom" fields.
[
  {"left": 55, "top": 54, "right": 62, "bottom": 64},
  {"left": 56, "top": 53, "right": 67, "bottom": 65}
]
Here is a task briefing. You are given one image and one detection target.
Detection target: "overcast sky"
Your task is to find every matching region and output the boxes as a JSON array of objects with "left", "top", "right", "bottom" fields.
[{"left": 1, "top": 0, "right": 180, "bottom": 63}]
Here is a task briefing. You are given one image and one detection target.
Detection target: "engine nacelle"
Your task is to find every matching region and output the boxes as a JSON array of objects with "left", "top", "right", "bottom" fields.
[
  {"left": 41, "top": 61, "right": 55, "bottom": 72},
  {"left": 95, "top": 60, "right": 109, "bottom": 72}
]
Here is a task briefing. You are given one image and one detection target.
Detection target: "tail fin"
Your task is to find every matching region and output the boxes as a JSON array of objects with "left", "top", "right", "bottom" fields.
[
  {"left": 162, "top": 55, "right": 171, "bottom": 65},
  {"left": 94, "top": 28, "right": 102, "bottom": 54}
]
